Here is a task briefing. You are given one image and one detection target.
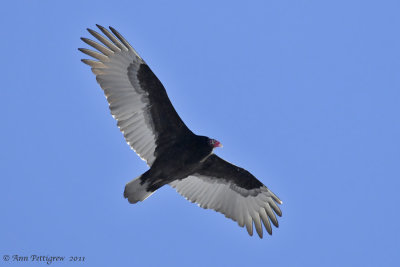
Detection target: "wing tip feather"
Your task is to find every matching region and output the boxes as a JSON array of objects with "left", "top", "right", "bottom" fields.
[{"left": 170, "top": 176, "right": 282, "bottom": 238}]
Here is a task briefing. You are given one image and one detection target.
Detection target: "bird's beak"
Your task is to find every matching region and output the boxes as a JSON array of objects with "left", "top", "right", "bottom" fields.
[{"left": 215, "top": 141, "right": 223, "bottom": 148}]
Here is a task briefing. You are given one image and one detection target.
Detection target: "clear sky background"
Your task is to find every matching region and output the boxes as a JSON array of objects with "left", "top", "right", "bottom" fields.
[{"left": 1, "top": 1, "right": 399, "bottom": 266}]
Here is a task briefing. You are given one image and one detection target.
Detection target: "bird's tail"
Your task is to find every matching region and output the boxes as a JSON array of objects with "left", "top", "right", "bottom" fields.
[{"left": 124, "top": 175, "right": 155, "bottom": 204}]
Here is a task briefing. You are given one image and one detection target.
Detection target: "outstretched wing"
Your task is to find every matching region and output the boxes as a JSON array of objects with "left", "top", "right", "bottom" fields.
[
  {"left": 169, "top": 154, "right": 282, "bottom": 238},
  {"left": 79, "top": 25, "right": 192, "bottom": 166}
]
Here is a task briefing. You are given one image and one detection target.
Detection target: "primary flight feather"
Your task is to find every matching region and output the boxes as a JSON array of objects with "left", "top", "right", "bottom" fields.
[{"left": 79, "top": 25, "right": 282, "bottom": 238}]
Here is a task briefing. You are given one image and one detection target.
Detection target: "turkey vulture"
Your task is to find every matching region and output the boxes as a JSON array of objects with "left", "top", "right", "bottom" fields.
[{"left": 79, "top": 25, "right": 282, "bottom": 238}]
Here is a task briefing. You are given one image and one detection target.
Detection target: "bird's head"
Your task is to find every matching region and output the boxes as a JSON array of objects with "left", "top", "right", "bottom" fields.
[{"left": 209, "top": 138, "right": 223, "bottom": 149}]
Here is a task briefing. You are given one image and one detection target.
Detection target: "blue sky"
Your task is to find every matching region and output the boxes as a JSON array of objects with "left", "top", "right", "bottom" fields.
[{"left": 1, "top": 0, "right": 399, "bottom": 266}]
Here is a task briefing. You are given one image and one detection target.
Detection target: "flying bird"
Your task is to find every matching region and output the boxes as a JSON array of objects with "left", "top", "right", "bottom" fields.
[{"left": 79, "top": 25, "right": 282, "bottom": 238}]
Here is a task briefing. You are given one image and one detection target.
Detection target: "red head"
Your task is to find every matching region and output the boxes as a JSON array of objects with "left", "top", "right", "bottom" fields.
[{"left": 209, "top": 138, "right": 223, "bottom": 148}]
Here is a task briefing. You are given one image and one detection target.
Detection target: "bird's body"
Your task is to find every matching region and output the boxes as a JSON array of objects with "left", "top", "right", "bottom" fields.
[
  {"left": 80, "top": 25, "right": 283, "bottom": 238},
  {"left": 129, "top": 135, "right": 214, "bottom": 194}
]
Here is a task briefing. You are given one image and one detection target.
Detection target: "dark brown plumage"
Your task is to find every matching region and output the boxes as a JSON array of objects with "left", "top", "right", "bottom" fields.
[{"left": 79, "top": 25, "right": 282, "bottom": 238}]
